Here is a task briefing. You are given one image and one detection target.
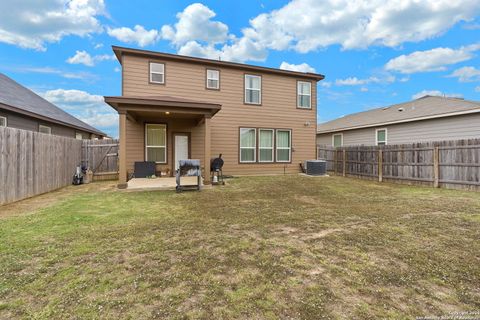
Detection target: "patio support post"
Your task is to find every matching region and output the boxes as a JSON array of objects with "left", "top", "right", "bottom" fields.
[
  {"left": 203, "top": 115, "right": 211, "bottom": 184},
  {"left": 118, "top": 111, "right": 127, "bottom": 189}
]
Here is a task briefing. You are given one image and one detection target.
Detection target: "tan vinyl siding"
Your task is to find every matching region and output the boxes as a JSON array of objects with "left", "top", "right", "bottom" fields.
[
  {"left": 122, "top": 54, "right": 317, "bottom": 175},
  {"left": 317, "top": 113, "right": 480, "bottom": 146}
]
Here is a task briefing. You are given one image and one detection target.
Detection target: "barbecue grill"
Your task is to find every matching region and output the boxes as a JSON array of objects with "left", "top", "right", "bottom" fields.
[
  {"left": 176, "top": 159, "right": 201, "bottom": 192},
  {"left": 210, "top": 154, "right": 225, "bottom": 185}
]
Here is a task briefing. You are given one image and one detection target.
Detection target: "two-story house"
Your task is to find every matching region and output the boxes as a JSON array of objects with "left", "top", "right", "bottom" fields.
[{"left": 105, "top": 46, "right": 324, "bottom": 188}]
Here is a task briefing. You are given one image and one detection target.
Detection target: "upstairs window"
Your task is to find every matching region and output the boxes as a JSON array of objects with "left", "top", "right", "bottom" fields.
[
  {"left": 239, "top": 128, "right": 256, "bottom": 163},
  {"left": 206, "top": 69, "right": 220, "bottom": 89},
  {"left": 276, "top": 129, "right": 291, "bottom": 162},
  {"left": 0, "top": 116, "right": 6, "bottom": 127},
  {"left": 376, "top": 128, "right": 387, "bottom": 146},
  {"left": 145, "top": 124, "right": 167, "bottom": 163},
  {"left": 150, "top": 62, "right": 165, "bottom": 84},
  {"left": 75, "top": 132, "right": 83, "bottom": 140},
  {"left": 258, "top": 129, "right": 274, "bottom": 162},
  {"left": 297, "top": 81, "right": 311, "bottom": 109},
  {"left": 39, "top": 125, "right": 51, "bottom": 135},
  {"left": 333, "top": 133, "right": 343, "bottom": 147},
  {"left": 245, "top": 74, "right": 261, "bottom": 104}
]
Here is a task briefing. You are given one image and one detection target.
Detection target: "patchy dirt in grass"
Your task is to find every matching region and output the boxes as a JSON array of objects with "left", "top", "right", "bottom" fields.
[
  {"left": 0, "top": 175, "right": 479, "bottom": 319},
  {"left": 0, "top": 181, "right": 116, "bottom": 219}
]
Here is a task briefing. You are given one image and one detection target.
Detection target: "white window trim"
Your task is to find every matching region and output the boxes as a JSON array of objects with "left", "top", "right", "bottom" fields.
[
  {"left": 75, "top": 132, "right": 83, "bottom": 140},
  {"left": 276, "top": 129, "right": 292, "bottom": 163},
  {"left": 39, "top": 125, "right": 51, "bottom": 134},
  {"left": 375, "top": 128, "right": 388, "bottom": 146},
  {"left": 332, "top": 133, "right": 343, "bottom": 147},
  {"left": 206, "top": 69, "right": 220, "bottom": 89},
  {"left": 145, "top": 123, "right": 167, "bottom": 164},
  {"left": 239, "top": 128, "right": 257, "bottom": 163},
  {"left": 297, "top": 81, "right": 312, "bottom": 109},
  {"left": 258, "top": 128, "right": 274, "bottom": 163},
  {"left": 0, "top": 116, "right": 6, "bottom": 127},
  {"left": 244, "top": 74, "right": 262, "bottom": 105},
  {"left": 149, "top": 62, "right": 165, "bottom": 84}
]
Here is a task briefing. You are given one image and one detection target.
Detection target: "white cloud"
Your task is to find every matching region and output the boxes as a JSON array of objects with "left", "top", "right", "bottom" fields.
[
  {"left": 320, "top": 81, "right": 332, "bottom": 88},
  {"left": 79, "top": 112, "right": 118, "bottom": 129},
  {"left": 161, "top": 4, "right": 266, "bottom": 63},
  {"left": 279, "top": 62, "right": 316, "bottom": 73},
  {"left": 0, "top": 0, "right": 105, "bottom": 51},
  {"left": 476, "top": 86, "right": 480, "bottom": 92},
  {"left": 94, "top": 43, "right": 104, "bottom": 49},
  {"left": 335, "top": 75, "right": 395, "bottom": 86},
  {"left": 385, "top": 45, "right": 480, "bottom": 74},
  {"left": 43, "top": 89, "right": 104, "bottom": 105},
  {"left": 336, "top": 77, "right": 377, "bottom": 86},
  {"left": 412, "top": 90, "right": 463, "bottom": 100},
  {"left": 161, "top": 3, "right": 229, "bottom": 45},
  {"left": 238, "top": 0, "right": 480, "bottom": 52},
  {"left": 67, "top": 50, "right": 94, "bottom": 66},
  {"left": 360, "top": 87, "right": 368, "bottom": 92},
  {"left": 107, "top": 25, "right": 160, "bottom": 47},
  {"left": 42, "top": 89, "right": 118, "bottom": 134},
  {"left": 66, "top": 50, "right": 115, "bottom": 67},
  {"left": 10, "top": 66, "right": 97, "bottom": 81},
  {"left": 177, "top": 38, "right": 267, "bottom": 62},
  {"left": 107, "top": 1, "right": 480, "bottom": 64},
  {"left": 447, "top": 66, "right": 480, "bottom": 82}
]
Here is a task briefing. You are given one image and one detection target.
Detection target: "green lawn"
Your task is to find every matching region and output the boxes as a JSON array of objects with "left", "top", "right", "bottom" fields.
[{"left": 1, "top": 176, "right": 479, "bottom": 319}]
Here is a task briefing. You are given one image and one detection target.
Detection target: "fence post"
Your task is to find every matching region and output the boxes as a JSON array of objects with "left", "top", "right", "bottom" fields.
[
  {"left": 433, "top": 146, "right": 439, "bottom": 188},
  {"left": 342, "top": 149, "right": 346, "bottom": 176},
  {"left": 333, "top": 149, "right": 337, "bottom": 175},
  {"left": 378, "top": 149, "right": 383, "bottom": 182}
]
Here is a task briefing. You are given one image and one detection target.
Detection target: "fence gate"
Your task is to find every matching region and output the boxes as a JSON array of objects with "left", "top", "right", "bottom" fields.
[{"left": 82, "top": 139, "right": 119, "bottom": 181}]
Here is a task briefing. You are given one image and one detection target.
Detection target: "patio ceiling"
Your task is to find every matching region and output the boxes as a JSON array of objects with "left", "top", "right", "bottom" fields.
[{"left": 104, "top": 95, "right": 222, "bottom": 119}]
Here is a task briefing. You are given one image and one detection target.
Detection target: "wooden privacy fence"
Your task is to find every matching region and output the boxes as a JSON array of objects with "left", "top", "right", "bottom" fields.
[
  {"left": 0, "top": 127, "right": 119, "bottom": 206},
  {"left": 318, "top": 139, "right": 480, "bottom": 191},
  {"left": 0, "top": 126, "right": 82, "bottom": 205},
  {"left": 81, "top": 139, "right": 119, "bottom": 181}
]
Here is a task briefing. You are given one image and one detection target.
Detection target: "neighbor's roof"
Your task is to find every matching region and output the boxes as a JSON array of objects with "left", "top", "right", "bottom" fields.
[
  {"left": 112, "top": 46, "right": 325, "bottom": 81},
  {"left": 0, "top": 73, "right": 105, "bottom": 136},
  {"left": 317, "top": 96, "right": 480, "bottom": 134}
]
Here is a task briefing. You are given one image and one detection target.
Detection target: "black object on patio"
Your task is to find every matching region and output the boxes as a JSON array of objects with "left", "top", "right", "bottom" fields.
[
  {"left": 210, "top": 154, "right": 225, "bottom": 185},
  {"left": 134, "top": 161, "right": 156, "bottom": 178}
]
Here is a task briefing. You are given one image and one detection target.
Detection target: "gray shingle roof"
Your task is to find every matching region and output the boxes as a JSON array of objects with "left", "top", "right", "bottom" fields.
[
  {"left": 0, "top": 73, "right": 105, "bottom": 136},
  {"left": 317, "top": 96, "right": 480, "bottom": 133}
]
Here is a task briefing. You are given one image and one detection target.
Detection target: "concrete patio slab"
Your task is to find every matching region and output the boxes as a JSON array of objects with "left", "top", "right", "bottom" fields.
[{"left": 126, "top": 176, "right": 203, "bottom": 191}]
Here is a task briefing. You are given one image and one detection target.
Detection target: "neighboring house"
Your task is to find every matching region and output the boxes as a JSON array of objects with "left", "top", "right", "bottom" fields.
[
  {"left": 0, "top": 73, "right": 105, "bottom": 139},
  {"left": 104, "top": 46, "right": 324, "bottom": 187},
  {"left": 317, "top": 96, "right": 480, "bottom": 147}
]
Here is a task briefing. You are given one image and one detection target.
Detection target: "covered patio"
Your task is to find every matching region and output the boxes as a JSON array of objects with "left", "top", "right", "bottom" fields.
[{"left": 104, "top": 95, "right": 221, "bottom": 189}]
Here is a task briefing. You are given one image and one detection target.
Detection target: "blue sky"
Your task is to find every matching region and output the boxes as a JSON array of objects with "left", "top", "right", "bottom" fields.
[{"left": 0, "top": 0, "right": 479, "bottom": 138}]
